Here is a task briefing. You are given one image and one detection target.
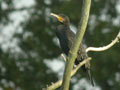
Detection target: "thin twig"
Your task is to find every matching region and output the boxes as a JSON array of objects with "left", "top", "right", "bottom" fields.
[
  {"left": 42, "top": 58, "right": 92, "bottom": 90},
  {"left": 86, "top": 32, "right": 120, "bottom": 52}
]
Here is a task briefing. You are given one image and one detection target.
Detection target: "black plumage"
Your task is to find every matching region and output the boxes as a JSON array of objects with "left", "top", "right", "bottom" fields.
[{"left": 51, "top": 13, "right": 94, "bottom": 86}]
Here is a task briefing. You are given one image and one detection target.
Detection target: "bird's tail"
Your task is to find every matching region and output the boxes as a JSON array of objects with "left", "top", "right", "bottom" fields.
[{"left": 86, "top": 68, "right": 94, "bottom": 86}]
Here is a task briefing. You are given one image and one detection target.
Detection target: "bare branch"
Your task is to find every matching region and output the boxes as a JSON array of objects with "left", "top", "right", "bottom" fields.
[{"left": 86, "top": 32, "right": 120, "bottom": 52}]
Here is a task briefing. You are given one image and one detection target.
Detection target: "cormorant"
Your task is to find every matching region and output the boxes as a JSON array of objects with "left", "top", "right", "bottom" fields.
[{"left": 51, "top": 13, "right": 94, "bottom": 86}]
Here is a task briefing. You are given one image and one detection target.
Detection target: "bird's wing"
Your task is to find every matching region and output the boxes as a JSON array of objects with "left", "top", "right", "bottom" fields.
[
  {"left": 66, "top": 29, "right": 75, "bottom": 49},
  {"left": 77, "top": 43, "right": 88, "bottom": 60}
]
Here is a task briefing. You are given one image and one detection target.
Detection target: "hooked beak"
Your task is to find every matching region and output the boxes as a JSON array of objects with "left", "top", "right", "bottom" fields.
[{"left": 50, "top": 13, "right": 64, "bottom": 22}]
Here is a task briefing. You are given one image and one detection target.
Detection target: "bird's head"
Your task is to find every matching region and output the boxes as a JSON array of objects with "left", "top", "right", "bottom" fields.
[{"left": 50, "top": 13, "right": 70, "bottom": 25}]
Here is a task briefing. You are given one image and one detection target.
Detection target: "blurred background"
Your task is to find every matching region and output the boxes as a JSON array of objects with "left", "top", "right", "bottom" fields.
[{"left": 0, "top": 0, "right": 120, "bottom": 90}]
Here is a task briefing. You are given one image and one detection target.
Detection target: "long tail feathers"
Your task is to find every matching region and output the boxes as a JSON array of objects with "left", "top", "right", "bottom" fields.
[{"left": 86, "top": 69, "right": 94, "bottom": 86}]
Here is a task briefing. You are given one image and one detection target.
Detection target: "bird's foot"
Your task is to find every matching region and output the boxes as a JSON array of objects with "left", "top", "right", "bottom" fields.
[{"left": 60, "top": 53, "right": 67, "bottom": 62}]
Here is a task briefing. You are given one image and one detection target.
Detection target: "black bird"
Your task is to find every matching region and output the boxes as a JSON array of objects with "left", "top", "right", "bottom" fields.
[{"left": 51, "top": 13, "right": 94, "bottom": 86}]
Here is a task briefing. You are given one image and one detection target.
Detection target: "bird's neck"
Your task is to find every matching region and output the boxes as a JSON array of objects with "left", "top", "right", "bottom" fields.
[
  {"left": 56, "top": 24, "right": 70, "bottom": 37},
  {"left": 62, "top": 23, "right": 70, "bottom": 30},
  {"left": 64, "top": 22, "right": 70, "bottom": 27}
]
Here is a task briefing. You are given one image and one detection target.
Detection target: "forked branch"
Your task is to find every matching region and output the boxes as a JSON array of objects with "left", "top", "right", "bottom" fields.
[{"left": 42, "top": 31, "right": 120, "bottom": 90}]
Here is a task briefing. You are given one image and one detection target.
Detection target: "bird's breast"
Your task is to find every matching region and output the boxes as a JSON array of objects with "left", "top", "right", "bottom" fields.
[{"left": 56, "top": 26, "right": 70, "bottom": 55}]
